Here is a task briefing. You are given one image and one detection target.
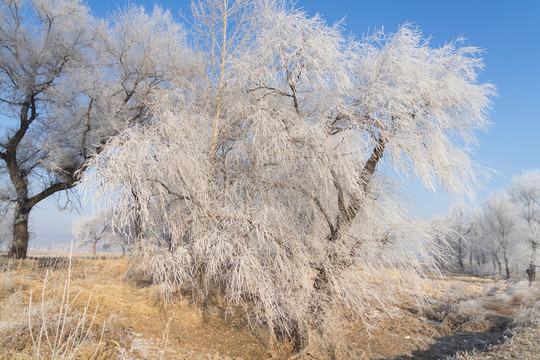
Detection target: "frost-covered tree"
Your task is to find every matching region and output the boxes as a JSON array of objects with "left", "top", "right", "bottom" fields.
[
  {"left": 0, "top": 0, "right": 93, "bottom": 258},
  {"left": 508, "top": 169, "right": 540, "bottom": 282},
  {"left": 431, "top": 206, "right": 482, "bottom": 272},
  {"left": 83, "top": 0, "right": 495, "bottom": 355},
  {"left": 72, "top": 209, "right": 124, "bottom": 255},
  {"left": 429, "top": 214, "right": 460, "bottom": 270},
  {"left": 444, "top": 203, "right": 475, "bottom": 270},
  {"left": 441, "top": 171, "right": 540, "bottom": 278},
  {"left": 0, "top": 0, "right": 197, "bottom": 258},
  {"left": 479, "top": 192, "right": 519, "bottom": 279},
  {"left": 466, "top": 212, "right": 490, "bottom": 269}
]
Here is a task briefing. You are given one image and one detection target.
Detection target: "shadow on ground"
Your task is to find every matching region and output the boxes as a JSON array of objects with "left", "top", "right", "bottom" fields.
[{"left": 385, "top": 330, "right": 509, "bottom": 360}]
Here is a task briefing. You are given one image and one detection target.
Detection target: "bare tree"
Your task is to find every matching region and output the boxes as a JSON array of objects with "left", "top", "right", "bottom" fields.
[
  {"left": 508, "top": 169, "right": 540, "bottom": 283},
  {"left": 0, "top": 0, "right": 197, "bottom": 258},
  {"left": 83, "top": 1, "right": 495, "bottom": 355}
]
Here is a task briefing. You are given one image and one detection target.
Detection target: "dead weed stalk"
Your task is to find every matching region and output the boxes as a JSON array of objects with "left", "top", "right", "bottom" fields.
[{"left": 28, "top": 251, "right": 105, "bottom": 359}]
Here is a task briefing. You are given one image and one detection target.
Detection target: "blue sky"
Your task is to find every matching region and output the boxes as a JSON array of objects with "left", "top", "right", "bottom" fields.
[{"left": 30, "top": 0, "right": 540, "bottom": 245}]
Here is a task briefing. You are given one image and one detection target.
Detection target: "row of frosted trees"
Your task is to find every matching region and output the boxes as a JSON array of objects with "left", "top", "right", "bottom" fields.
[
  {"left": 1, "top": 0, "right": 496, "bottom": 356},
  {"left": 437, "top": 170, "right": 540, "bottom": 282}
]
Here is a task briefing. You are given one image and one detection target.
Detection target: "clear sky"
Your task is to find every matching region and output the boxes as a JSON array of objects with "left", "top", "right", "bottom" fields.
[{"left": 30, "top": 0, "right": 540, "bottom": 246}]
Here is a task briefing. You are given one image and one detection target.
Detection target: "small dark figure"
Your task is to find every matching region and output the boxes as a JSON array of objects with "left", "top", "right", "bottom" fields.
[{"left": 526, "top": 266, "right": 535, "bottom": 286}]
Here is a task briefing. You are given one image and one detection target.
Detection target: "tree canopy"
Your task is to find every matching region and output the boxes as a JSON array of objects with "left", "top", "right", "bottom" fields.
[{"left": 82, "top": 0, "right": 495, "bottom": 353}]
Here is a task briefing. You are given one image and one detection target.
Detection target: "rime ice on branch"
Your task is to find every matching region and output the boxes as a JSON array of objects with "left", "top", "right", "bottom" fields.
[
  {"left": 0, "top": 0, "right": 198, "bottom": 258},
  {"left": 81, "top": 0, "right": 495, "bottom": 354}
]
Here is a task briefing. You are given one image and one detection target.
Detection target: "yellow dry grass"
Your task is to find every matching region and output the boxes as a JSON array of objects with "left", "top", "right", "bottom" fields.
[
  {"left": 1, "top": 255, "right": 538, "bottom": 360},
  {"left": 0, "top": 255, "right": 269, "bottom": 360}
]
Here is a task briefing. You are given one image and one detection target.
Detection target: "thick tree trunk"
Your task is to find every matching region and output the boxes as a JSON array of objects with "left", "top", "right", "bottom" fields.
[
  {"left": 6, "top": 180, "right": 77, "bottom": 259},
  {"left": 8, "top": 204, "right": 31, "bottom": 259},
  {"left": 6, "top": 177, "right": 77, "bottom": 259}
]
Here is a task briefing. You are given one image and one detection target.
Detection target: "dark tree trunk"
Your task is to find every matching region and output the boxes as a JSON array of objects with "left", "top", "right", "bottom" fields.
[
  {"left": 527, "top": 264, "right": 536, "bottom": 284},
  {"left": 529, "top": 241, "right": 537, "bottom": 284},
  {"left": 131, "top": 185, "right": 143, "bottom": 248},
  {"left": 8, "top": 204, "right": 32, "bottom": 259},
  {"left": 6, "top": 177, "right": 78, "bottom": 259},
  {"left": 494, "top": 254, "right": 502, "bottom": 273},
  {"left": 6, "top": 179, "right": 77, "bottom": 259},
  {"left": 503, "top": 252, "right": 510, "bottom": 279}
]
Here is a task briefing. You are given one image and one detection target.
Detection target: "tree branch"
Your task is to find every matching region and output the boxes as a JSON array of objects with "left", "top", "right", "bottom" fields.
[
  {"left": 359, "top": 133, "right": 386, "bottom": 191},
  {"left": 26, "top": 179, "right": 76, "bottom": 209}
]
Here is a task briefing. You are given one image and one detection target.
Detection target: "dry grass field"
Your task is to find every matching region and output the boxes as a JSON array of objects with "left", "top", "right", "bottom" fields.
[{"left": 0, "top": 253, "right": 538, "bottom": 359}]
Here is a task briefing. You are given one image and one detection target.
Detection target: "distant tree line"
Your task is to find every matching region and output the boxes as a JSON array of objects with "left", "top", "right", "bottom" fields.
[{"left": 435, "top": 170, "right": 540, "bottom": 283}]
